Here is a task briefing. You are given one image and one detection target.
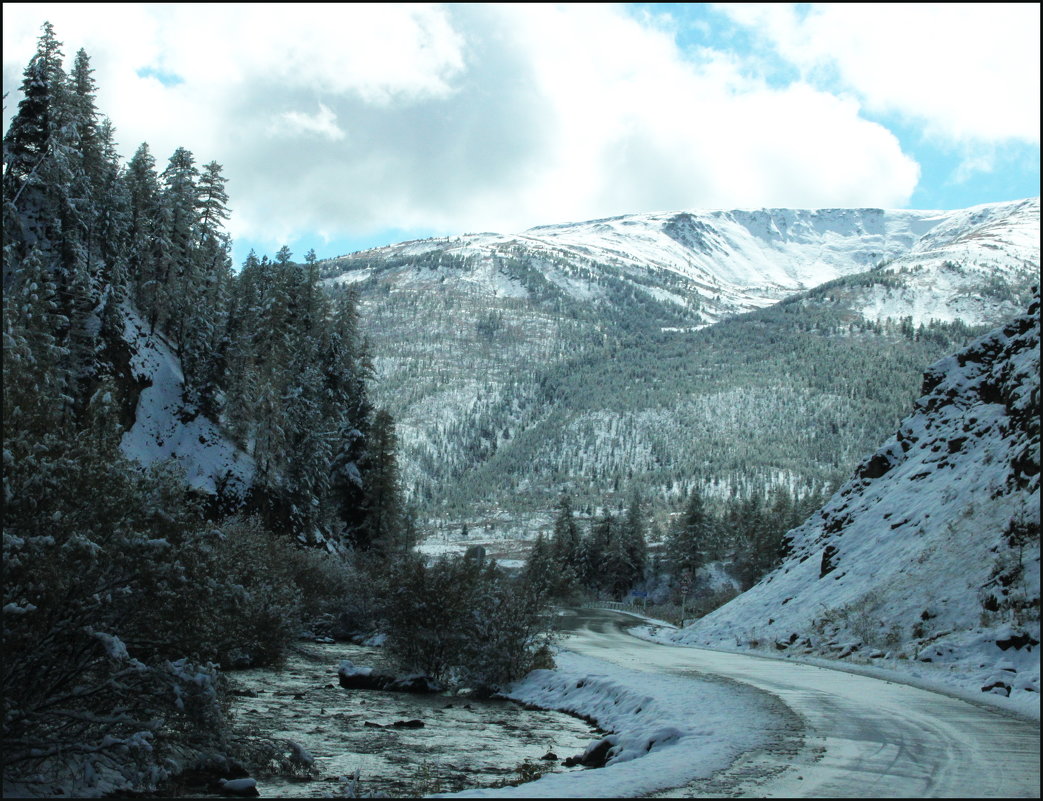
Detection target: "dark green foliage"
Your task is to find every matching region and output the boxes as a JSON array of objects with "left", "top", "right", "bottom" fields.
[
  {"left": 1, "top": 378, "right": 302, "bottom": 792},
  {"left": 668, "top": 486, "right": 714, "bottom": 574},
  {"left": 525, "top": 488, "right": 649, "bottom": 601},
  {"left": 548, "top": 493, "right": 583, "bottom": 598},
  {"left": 1, "top": 25, "right": 392, "bottom": 794},
  {"left": 379, "top": 554, "right": 554, "bottom": 692},
  {"left": 522, "top": 533, "right": 556, "bottom": 597},
  {"left": 222, "top": 249, "right": 387, "bottom": 547}
]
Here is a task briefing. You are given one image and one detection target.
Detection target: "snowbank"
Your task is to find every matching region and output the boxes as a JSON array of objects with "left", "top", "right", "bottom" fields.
[
  {"left": 119, "top": 306, "right": 254, "bottom": 497},
  {"left": 441, "top": 650, "right": 782, "bottom": 798}
]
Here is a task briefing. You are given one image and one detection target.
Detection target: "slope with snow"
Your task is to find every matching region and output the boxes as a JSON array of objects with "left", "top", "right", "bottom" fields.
[
  {"left": 329, "top": 205, "right": 954, "bottom": 323},
  {"left": 843, "top": 197, "right": 1039, "bottom": 327},
  {"left": 118, "top": 306, "right": 254, "bottom": 498},
  {"left": 674, "top": 295, "right": 1041, "bottom": 712}
]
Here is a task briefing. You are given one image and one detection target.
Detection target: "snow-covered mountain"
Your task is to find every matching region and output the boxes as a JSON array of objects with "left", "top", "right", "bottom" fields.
[
  {"left": 320, "top": 198, "right": 1039, "bottom": 527},
  {"left": 794, "top": 197, "right": 1040, "bottom": 328},
  {"left": 674, "top": 294, "right": 1040, "bottom": 711},
  {"left": 328, "top": 198, "right": 1037, "bottom": 326}
]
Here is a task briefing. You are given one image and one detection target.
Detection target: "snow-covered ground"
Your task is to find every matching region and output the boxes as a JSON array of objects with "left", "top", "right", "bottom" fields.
[
  {"left": 119, "top": 306, "right": 253, "bottom": 497},
  {"left": 862, "top": 197, "right": 1040, "bottom": 327},
  {"left": 443, "top": 649, "right": 785, "bottom": 798},
  {"left": 631, "top": 622, "right": 1040, "bottom": 722},
  {"left": 443, "top": 607, "right": 1039, "bottom": 798}
]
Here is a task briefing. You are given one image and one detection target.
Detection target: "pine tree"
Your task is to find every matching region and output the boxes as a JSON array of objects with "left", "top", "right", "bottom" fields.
[
  {"left": 124, "top": 142, "right": 165, "bottom": 326},
  {"left": 668, "top": 485, "right": 713, "bottom": 574},
  {"left": 183, "top": 160, "right": 231, "bottom": 410},
  {"left": 157, "top": 147, "right": 201, "bottom": 351},
  {"left": 356, "top": 409, "right": 411, "bottom": 555},
  {"left": 583, "top": 511, "right": 614, "bottom": 595},
  {"left": 549, "top": 493, "right": 582, "bottom": 598},
  {"left": 621, "top": 490, "right": 648, "bottom": 584},
  {"left": 2, "top": 246, "right": 71, "bottom": 437},
  {"left": 3, "top": 23, "right": 70, "bottom": 265},
  {"left": 522, "top": 533, "right": 557, "bottom": 597},
  {"left": 603, "top": 514, "right": 632, "bottom": 599}
]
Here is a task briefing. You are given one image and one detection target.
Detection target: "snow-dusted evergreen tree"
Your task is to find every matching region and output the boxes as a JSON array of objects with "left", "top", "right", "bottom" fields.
[
  {"left": 184, "top": 159, "right": 232, "bottom": 411},
  {"left": 522, "top": 532, "right": 557, "bottom": 596},
  {"left": 582, "top": 510, "right": 614, "bottom": 595},
  {"left": 3, "top": 25, "right": 396, "bottom": 794},
  {"left": 157, "top": 146, "right": 199, "bottom": 350},
  {"left": 668, "top": 485, "right": 714, "bottom": 574},
  {"left": 355, "top": 409, "right": 413, "bottom": 554},
  {"left": 124, "top": 142, "right": 165, "bottom": 324},
  {"left": 2, "top": 22, "right": 70, "bottom": 274},
  {"left": 619, "top": 490, "right": 648, "bottom": 585},
  {"left": 2, "top": 246, "right": 70, "bottom": 436},
  {"left": 549, "top": 492, "right": 583, "bottom": 597}
]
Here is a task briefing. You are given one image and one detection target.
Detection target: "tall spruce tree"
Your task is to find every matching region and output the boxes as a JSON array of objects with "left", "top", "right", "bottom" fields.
[
  {"left": 549, "top": 493, "right": 582, "bottom": 598},
  {"left": 669, "top": 485, "right": 714, "bottom": 575}
]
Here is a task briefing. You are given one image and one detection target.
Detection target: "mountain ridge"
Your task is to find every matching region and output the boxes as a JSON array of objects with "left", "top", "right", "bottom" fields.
[
  {"left": 327, "top": 197, "right": 1038, "bottom": 326},
  {"left": 316, "top": 198, "right": 1038, "bottom": 528}
]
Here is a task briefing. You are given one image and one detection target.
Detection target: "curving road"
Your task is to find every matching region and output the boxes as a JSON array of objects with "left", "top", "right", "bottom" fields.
[{"left": 558, "top": 608, "right": 1040, "bottom": 798}]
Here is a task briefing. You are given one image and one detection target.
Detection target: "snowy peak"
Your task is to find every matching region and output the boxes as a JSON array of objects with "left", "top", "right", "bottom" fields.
[
  {"left": 907, "top": 196, "right": 1039, "bottom": 257},
  {"left": 854, "top": 197, "right": 1041, "bottom": 326},
  {"left": 532, "top": 205, "right": 936, "bottom": 290},
  {"left": 678, "top": 293, "right": 1041, "bottom": 705},
  {"left": 327, "top": 198, "right": 1038, "bottom": 326}
]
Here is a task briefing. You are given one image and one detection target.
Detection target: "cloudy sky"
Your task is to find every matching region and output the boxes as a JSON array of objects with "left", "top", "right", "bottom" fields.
[{"left": 3, "top": 3, "right": 1039, "bottom": 265}]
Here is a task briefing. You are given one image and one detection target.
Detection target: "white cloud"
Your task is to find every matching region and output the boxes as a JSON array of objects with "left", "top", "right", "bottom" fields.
[
  {"left": 718, "top": 3, "right": 1041, "bottom": 145},
  {"left": 4, "top": 3, "right": 927, "bottom": 247},
  {"left": 273, "top": 104, "right": 346, "bottom": 142}
]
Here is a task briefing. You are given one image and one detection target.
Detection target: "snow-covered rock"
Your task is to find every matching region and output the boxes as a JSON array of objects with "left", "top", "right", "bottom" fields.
[{"left": 118, "top": 304, "right": 254, "bottom": 499}]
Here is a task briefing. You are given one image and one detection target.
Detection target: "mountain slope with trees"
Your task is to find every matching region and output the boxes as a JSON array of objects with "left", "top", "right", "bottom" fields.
[
  {"left": 673, "top": 292, "right": 1041, "bottom": 710},
  {"left": 319, "top": 199, "right": 1037, "bottom": 530}
]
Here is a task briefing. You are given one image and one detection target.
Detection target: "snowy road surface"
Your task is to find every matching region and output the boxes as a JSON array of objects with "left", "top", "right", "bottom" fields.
[{"left": 558, "top": 609, "right": 1040, "bottom": 798}]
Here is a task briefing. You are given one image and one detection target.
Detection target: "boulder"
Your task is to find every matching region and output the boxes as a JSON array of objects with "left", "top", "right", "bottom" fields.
[
  {"left": 566, "top": 737, "right": 614, "bottom": 769},
  {"left": 219, "top": 777, "right": 259, "bottom": 797},
  {"left": 338, "top": 661, "right": 444, "bottom": 694}
]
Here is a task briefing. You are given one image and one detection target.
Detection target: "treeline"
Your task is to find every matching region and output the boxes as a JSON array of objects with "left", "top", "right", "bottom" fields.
[
  {"left": 5, "top": 24, "right": 539, "bottom": 797},
  {"left": 525, "top": 483, "right": 831, "bottom": 610},
  {"left": 525, "top": 493, "right": 649, "bottom": 601}
]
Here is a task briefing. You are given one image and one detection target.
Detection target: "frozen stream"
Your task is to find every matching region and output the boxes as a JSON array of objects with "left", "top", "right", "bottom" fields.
[{"left": 219, "top": 641, "right": 601, "bottom": 798}]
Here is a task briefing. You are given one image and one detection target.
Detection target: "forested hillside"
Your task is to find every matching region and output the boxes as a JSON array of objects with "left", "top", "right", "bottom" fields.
[
  {"left": 323, "top": 208, "right": 1037, "bottom": 530},
  {"left": 1, "top": 24, "right": 420, "bottom": 795},
  {"left": 3, "top": 19, "right": 1039, "bottom": 797}
]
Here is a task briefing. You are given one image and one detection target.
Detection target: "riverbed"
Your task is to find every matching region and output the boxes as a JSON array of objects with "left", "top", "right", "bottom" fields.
[{"left": 218, "top": 640, "right": 601, "bottom": 797}]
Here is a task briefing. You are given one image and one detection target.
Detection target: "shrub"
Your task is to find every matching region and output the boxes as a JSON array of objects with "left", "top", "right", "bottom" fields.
[
  {"left": 284, "top": 546, "right": 357, "bottom": 636},
  {"left": 2, "top": 436, "right": 236, "bottom": 794},
  {"left": 2, "top": 431, "right": 303, "bottom": 792},
  {"left": 378, "top": 554, "right": 555, "bottom": 692}
]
